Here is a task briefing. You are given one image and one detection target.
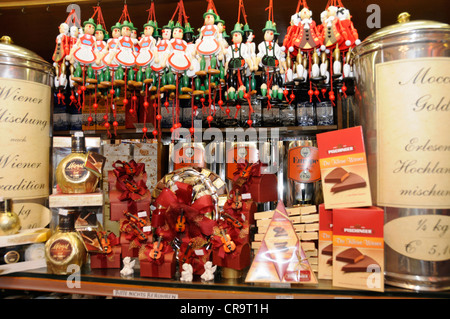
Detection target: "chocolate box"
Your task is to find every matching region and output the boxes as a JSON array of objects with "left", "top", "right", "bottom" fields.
[
  {"left": 119, "top": 232, "right": 141, "bottom": 258},
  {"left": 318, "top": 204, "right": 333, "bottom": 280},
  {"left": 332, "top": 206, "right": 384, "bottom": 292},
  {"left": 246, "top": 174, "right": 278, "bottom": 203},
  {"left": 212, "top": 242, "right": 251, "bottom": 271},
  {"left": 90, "top": 246, "right": 122, "bottom": 269},
  {"left": 140, "top": 251, "right": 176, "bottom": 279},
  {"left": 109, "top": 189, "right": 151, "bottom": 221},
  {"left": 317, "top": 126, "right": 372, "bottom": 209}
]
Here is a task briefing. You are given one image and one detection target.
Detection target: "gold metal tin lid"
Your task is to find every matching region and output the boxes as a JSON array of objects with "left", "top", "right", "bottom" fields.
[
  {"left": 0, "top": 35, "right": 53, "bottom": 74},
  {"left": 353, "top": 13, "right": 450, "bottom": 56}
]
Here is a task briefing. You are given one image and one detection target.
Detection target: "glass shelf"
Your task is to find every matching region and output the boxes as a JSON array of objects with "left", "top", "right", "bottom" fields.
[{"left": 0, "top": 266, "right": 448, "bottom": 299}]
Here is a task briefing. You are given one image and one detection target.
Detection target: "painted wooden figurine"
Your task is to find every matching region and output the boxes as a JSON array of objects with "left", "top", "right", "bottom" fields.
[
  {"left": 115, "top": 20, "right": 137, "bottom": 68},
  {"left": 195, "top": 9, "right": 223, "bottom": 75},
  {"left": 69, "top": 18, "right": 97, "bottom": 67},
  {"left": 91, "top": 24, "right": 107, "bottom": 76},
  {"left": 52, "top": 22, "right": 69, "bottom": 88},
  {"left": 151, "top": 22, "right": 173, "bottom": 74},
  {"left": 167, "top": 22, "right": 192, "bottom": 73},
  {"left": 225, "top": 23, "right": 253, "bottom": 89},
  {"left": 256, "top": 20, "right": 285, "bottom": 75},
  {"left": 102, "top": 22, "right": 122, "bottom": 72},
  {"left": 135, "top": 20, "right": 157, "bottom": 68}
]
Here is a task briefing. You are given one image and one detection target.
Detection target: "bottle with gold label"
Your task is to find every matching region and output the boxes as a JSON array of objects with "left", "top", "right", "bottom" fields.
[
  {"left": 45, "top": 210, "right": 86, "bottom": 275},
  {"left": 0, "top": 197, "right": 21, "bottom": 236},
  {"left": 55, "top": 131, "right": 99, "bottom": 193}
]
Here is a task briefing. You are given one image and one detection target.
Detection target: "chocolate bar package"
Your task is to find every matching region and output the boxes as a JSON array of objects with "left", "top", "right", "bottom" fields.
[
  {"left": 318, "top": 204, "right": 333, "bottom": 280},
  {"left": 332, "top": 206, "right": 384, "bottom": 292},
  {"left": 317, "top": 126, "right": 372, "bottom": 209}
]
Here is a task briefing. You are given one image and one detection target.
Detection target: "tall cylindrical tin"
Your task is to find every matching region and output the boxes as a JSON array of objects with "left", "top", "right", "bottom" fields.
[
  {"left": 284, "top": 136, "right": 322, "bottom": 207},
  {"left": 0, "top": 36, "right": 54, "bottom": 229},
  {"left": 353, "top": 14, "right": 450, "bottom": 291}
]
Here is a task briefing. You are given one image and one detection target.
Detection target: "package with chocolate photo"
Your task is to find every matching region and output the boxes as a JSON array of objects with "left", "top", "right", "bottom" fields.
[
  {"left": 332, "top": 207, "right": 384, "bottom": 292},
  {"left": 317, "top": 126, "right": 372, "bottom": 209}
]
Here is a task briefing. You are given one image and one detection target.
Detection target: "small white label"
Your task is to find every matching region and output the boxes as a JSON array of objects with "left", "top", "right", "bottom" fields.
[
  {"left": 242, "top": 193, "right": 252, "bottom": 200},
  {"left": 143, "top": 226, "right": 151, "bottom": 233},
  {"left": 138, "top": 211, "right": 147, "bottom": 218},
  {"left": 113, "top": 290, "right": 178, "bottom": 299},
  {"left": 58, "top": 209, "right": 69, "bottom": 216},
  {"left": 194, "top": 249, "right": 205, "bottom": 256}
]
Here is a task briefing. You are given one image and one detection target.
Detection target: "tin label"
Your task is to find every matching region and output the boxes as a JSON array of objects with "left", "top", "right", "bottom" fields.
[
  {"left": 287, "top": 146, "right": 320, "bottom": 183},
  {"left": 4, "top": 250, "right": 20, "bottom": 264},
  {"left": 0, "top": 78, "right": 51, "bottom": 199},
  {"left": 173, "top": 144, "right": 205, "bottom": 170},
  {"left": 376, "top": 57, "right": 450, "bottom": 209}
]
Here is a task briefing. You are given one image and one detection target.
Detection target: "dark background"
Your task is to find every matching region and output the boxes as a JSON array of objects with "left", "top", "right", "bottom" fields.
[{"left": 0, "top": 0, "right": 448, "bottom": 63}]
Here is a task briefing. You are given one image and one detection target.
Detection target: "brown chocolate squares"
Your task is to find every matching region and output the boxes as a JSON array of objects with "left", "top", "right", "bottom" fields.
[
  {"left": 324, "top": 167, "right": 348, "bottom": 183},
  {"left": 336, "top": 248, "right": 379, "bottom": 273},
  {"left": 336, "top": 248, "right": 365, "bottom": 264},
  {"left": 341, "top": 256, "right": 379, "bottom": 273},
  {"left": 325, "top": 167, "right": 367, "bottom": 193},
  {"left": 321, "top": 243, "right": 333, "bottom": 256}
]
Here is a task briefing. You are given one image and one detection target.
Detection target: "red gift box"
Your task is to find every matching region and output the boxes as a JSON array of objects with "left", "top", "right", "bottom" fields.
[
  {"left": 119, "top": 232, "right": 149, "bottom": 258},
  {"left": 90, "top": 246, "right": 122, "bottom": 269},
  {"left": 212, "top": 242, "right": 251, "bottom": 270},
  {"left": 241, "top": 199, "right": 257, "bottom": 229},
  {"left": 222, "top": 198, "right": 256, "bottom": 241},
  {"left": 109, "top": 190, "right": 151, "bottom": 221},
  {"left": 108, "top": 170, "right": 148, "bottom": 191},
  {"left": 140, "top": 251, "right": 176, "bottom": 279},
  {"left": 246, "top": 174, "right": 278, "bottom": 203}
]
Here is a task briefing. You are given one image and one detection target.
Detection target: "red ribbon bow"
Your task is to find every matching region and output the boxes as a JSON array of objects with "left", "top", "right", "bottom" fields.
[{"left": 232, "top": 160, "right": 266, "bottom": 191}]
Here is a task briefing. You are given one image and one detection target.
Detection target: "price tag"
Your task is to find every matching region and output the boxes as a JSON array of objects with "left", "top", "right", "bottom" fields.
[
  {"left": 138, "top": 211, "right": 147, "bottom": 218},
  {"left": 384, "top": 214, "right": 450, "bottom": 262}
]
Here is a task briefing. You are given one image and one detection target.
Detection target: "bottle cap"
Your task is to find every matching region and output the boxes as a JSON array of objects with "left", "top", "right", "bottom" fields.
[
  {"left": 71, "top": 131, "right": 86, "bottom": 153},
  {"left": 0, "top": 197, "right": 12, "bottom": 213},
  {"left": 58, "top": 209, "right": 75, "bottom": 231}
]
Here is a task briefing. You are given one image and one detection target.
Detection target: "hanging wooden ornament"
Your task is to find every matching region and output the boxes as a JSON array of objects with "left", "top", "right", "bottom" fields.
[
  {"left": 225, "top": 0, "right": 255, "bottom": 126},
  {"left": 256, "top": 0, "right": 286, "bottom": 108}
]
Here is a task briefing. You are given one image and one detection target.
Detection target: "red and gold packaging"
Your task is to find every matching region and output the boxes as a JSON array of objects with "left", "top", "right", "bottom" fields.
[
  {"left": 317, "top": 126, "right": 372, "bottom": 209},
  {"left": 332, "top": 206, "right": 384, "bottom": 292},
  {"left": 318, "top": 204, "right": 333, "bottom": 280}
]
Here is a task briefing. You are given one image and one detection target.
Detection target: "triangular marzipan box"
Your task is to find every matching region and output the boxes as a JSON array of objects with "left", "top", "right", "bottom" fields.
[{"left": 245, "top": 200, "right": 318, "bottom": 284}]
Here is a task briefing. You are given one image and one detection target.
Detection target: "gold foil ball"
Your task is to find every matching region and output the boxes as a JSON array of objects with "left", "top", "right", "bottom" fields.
[{"left": 0, "top": 212, "right": 21, "bottom": 236}]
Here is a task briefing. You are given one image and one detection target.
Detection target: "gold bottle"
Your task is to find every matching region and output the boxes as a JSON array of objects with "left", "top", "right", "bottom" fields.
[
  {"left": 55, "top": 131, "right": 99, "bottom": 193},
  {"left": 45, "top": 210, "right": 86, "bottom": 275},
  {"left": 0, "top": 198, "right": 21, "bottom": 236}
]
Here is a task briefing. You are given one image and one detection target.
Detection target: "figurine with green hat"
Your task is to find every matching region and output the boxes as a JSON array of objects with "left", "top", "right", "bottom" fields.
[
  {"left": 70, "top": 18, "right": 97, "bottom": 66},
  {"left": 136, "top": 20, "right": 157, "bottom": 68},
  {"left": 225, "top": 23, "right": 253, "bottom": 73},
  {"left": 151, "top": 21, "right": 173, "bottom": 74},
  {"left": 256, "top": 0, "right": 287, "bottom": 101},
  {"left": 194, "top": 6, "right": 222, "bottom": 76},
  {"left": 134, "top": 19, "right": 158, "bottom": 89},
  {"left": 102, "top": 22, "right": 122, "bottom": 71},
  {"left": 167, "top": 21, "right": 193, "bottom": 73},
  {"left": 114, "top": 20, "right": 137, "bottom": 67},
  {"left": 183, "top": 22, "right": 195, "bottom": 43},
  {"left": 92, "top": 24, "right": 107, "bottom": 72},
  {"left": 256, "top": 20, "right": 285, "bottom": 74}
]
